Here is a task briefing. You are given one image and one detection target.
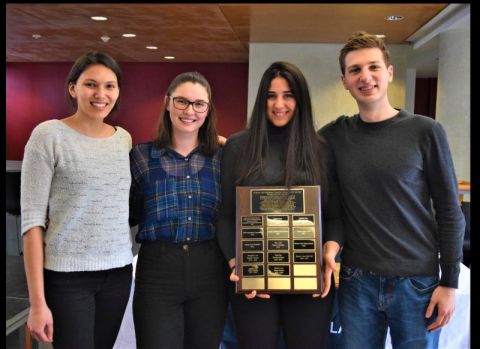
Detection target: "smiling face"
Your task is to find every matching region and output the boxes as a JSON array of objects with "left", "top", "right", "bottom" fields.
[
  {"left": 341, "top": 47, "right": 393, "bottom": 109},
  {"left": 266, "top": 76, "right": 296, "bottom": 127},
  {"left": 68, "top": 64, "right": 119, "bottom": 121},
  {"left": 167, "top": 81, "right": 209, "bottom": 136}
]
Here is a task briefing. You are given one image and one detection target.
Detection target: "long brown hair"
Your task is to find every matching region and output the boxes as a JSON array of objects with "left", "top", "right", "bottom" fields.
[
  {"left": 237, "top": 61, "right": 328, "bottom": 190},
  {"left": 155, "top": 71, "right": 219, "bottom": 155}
]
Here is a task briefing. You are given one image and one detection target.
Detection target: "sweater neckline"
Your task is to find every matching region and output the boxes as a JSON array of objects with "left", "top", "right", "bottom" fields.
[
  {"left": 356, "top": 109, "right": 404, "bottom": 130},
  {"left": 56, "top": 119, "right": 119, "bottom": 140},
  {"left": 267, "top": 120, "right": 292, "bottom": 138}
]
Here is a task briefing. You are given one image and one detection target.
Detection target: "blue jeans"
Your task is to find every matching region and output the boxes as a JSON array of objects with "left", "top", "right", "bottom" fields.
[{"left": 338, "top": 264, "right": 440, "bottom": 349}]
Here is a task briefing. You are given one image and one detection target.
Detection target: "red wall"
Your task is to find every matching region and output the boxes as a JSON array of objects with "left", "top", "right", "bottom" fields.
[
  {"left": 6, "top": 62, "right": 248, "bottom": 160},
  {"left": 414, "top": 78, "right": 437, "bottom": 119}
]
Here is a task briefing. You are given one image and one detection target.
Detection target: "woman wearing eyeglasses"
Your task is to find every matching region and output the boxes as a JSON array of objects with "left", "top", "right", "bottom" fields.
[{"left": 129, "top": 72, "right": 229, "bottom": 349}]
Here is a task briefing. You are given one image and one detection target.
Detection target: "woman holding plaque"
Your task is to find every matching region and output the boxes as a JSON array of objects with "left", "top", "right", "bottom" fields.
[
  {"left": 217, "top": 61, "right": 342, "bottom": 348},
  {"left": 129, "top": 71, "right": 229, "bottom": 349}
]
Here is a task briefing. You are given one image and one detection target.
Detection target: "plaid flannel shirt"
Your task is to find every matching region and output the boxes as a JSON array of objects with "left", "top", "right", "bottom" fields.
[{"left": 130, "top": 142, "right": 221, "bottom": 243}]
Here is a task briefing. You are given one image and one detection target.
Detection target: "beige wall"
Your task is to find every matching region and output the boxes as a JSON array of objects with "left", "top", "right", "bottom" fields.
[
  {"left": 436, "top": 16, "right": 470, "bottom": 182},
  {"left": 247, "top": 39, "right": 470, "bottom": 182},
  {"left": 247, "top": 43, "right": 410, "bottom": 129}
]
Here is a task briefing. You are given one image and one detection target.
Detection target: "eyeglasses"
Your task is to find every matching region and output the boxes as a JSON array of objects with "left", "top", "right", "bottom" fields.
[{"left": 169, "top": 96, "right": 210, "bottom": 113}]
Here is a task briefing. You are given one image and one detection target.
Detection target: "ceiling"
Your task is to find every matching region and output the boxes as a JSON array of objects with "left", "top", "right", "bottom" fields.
[{"left": 6, "top": 3, "right": 449, "bottom": 63}]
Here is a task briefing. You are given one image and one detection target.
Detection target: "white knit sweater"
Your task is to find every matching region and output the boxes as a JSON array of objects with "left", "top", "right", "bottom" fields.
[{"left": 21, "top": 120, "right": 133, "bottom": 271}]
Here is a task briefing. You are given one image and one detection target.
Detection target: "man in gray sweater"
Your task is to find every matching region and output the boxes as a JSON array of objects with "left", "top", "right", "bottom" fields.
[{"left": 319, "top": 31, "right": 465, "bottom": 349}]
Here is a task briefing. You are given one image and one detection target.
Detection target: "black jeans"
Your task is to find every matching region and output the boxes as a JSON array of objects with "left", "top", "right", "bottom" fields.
[
  {"left": 44, "top": 264, "right": 132, "bottom": 349},
  {"left": 133, "top": 240, "right": 229, "bottom": 349},
  {"left": 230, "top": 279, "right": 334, "bottom": 349}
]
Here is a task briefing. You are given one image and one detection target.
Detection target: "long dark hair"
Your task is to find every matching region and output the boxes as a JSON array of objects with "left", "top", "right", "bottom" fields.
[
  {"left": 155, "top": 71, "right": 219, "bottom": 155},
  {"left": 65, "top": 51, "right": 122, "bottom": 115},
  {"left": 237, "top": 61, "right": 328, "bottom": 189}
]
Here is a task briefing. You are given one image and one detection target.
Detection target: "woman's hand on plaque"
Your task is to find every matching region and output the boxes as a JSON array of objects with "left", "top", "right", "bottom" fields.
[{"left": 229, "top": 259, "right": 270, "bottom": 299}]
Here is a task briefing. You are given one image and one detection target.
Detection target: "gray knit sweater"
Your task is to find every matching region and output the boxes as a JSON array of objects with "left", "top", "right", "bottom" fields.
[{"left": 21, "top": 120, "right": 133, "bottom": 272}]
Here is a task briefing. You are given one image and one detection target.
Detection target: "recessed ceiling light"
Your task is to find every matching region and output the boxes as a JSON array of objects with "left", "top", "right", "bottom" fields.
[
  {"left": 146, "top": 46, "right": 158, "bottom": 50},
  {"left": 384, "top": 15, "right": 404, "bottom": 21},
  {"left": 91, "top": 16, "right": 108, "bottom": 21},
  {"left": 32, "top": 34, "right": 42, "bottom": 39},
  {"left": 164, "top": 56, "right": 175, "bottom": 60},
  {"left": 100, "top": 35, "right": 110, "bottom": 43},
  {"left": 122, "top": 33, "right": 136, "bottom": 38}
]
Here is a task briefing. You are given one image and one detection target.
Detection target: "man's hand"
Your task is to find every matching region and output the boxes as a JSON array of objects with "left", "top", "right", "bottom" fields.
[
  {"left": 316, "top": 241, "right": 340, "bottom": 298},
  {"left": 426, "top": 286, "right": 456, "bottom": 332}
]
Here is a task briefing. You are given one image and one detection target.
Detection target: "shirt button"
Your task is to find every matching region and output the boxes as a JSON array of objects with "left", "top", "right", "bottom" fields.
[
  {"left": 185, "top": 158, "right": 188, "bottom": 161},
  {"left": 182, "top": 244, "right": 189, "bottom": 250},
  {"left": 188, "top": 195, "right": 192, "bottom": 199},
  {"left": 186, "top": 237, "right": 191, "bottom": 241},
  {"left": 187, "top": 217, "right": 192, "bottom": 221},
  {"left": 186, "top": 175, "right": 190, "bottom": 179}
]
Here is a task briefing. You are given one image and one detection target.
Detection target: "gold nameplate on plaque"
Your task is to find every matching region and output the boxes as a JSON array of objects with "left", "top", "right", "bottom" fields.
[{"left": 235, "top": 186, "right": 323, "bottom": 294}]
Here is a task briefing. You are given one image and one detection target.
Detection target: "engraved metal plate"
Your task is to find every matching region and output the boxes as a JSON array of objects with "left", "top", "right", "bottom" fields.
[
  {"left": 242, "top": 240, "right": 263, "bottom": 251},
  {"left": 242, "top": 228, "right": 264, "bottom": 239},
  {"left": 243, "top": 252, "right": 264, "bottom": 263},
  {"left": 267, "top": 240, "right": 289, "bottom": 250},
  {"left": 243, "top": 265, "right": 264, "bottom": 276},
  {"left": 293, "top": 239, "right": 315, "bottom": 250},
  {"left": 268, "top": 252, "right": 290, "bottom": 263},
  {"left": 235, "top": 186, "right": 323, "bottom": 294},
  {"left": 241, "top": 216, "right": 263, "bottom": 226},
  {"left": 268, "top": 265, "right": 290, "bottom": 276},
  {"left": 294, "top": 252, "right": 316, "bottom": 263}
]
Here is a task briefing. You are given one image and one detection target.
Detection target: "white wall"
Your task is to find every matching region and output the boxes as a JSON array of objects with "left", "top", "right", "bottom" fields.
[
  {"left": 248, "top": 36, "right": 470, "bottom": 183},
  {"left": 248, "top": 43, "right": 410, "bottom": 129},
  {"left": 436, "top": 15, "right": 470, "bottom": 182}
]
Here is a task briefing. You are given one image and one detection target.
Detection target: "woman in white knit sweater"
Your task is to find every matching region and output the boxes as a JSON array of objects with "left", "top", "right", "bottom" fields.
[{"left": 21, "top": 52, "right": 133, "bottom": 349}]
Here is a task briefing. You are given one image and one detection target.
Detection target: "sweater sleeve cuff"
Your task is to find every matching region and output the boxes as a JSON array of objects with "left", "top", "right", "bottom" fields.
[
  {"left": 225, "top": 247, "right": 235, "bottom": 263},
  {"left": 439, "top": 263, "right": 460, "bottom": 288},
  {"left": 324, "top": 219, "right": 344, "bottom": 246}
]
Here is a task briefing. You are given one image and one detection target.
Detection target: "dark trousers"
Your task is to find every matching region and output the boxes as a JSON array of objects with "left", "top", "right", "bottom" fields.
[
  {"left": 230, "top": 281, "right": 334, "bottom": 349},
  {"left": 133, "top": 240, "right": 229, "bottom": 349},
  {"left": 44, "top": 264, "right": 133, "bottom": 349}
]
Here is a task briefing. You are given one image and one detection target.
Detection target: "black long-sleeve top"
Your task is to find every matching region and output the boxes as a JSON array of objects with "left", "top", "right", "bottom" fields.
[
  {"left": 217, "top": 124, "right": 344, "bottom": 262},
  {"left": 319, "top": 110, "right": 465, "bottom": 287}
]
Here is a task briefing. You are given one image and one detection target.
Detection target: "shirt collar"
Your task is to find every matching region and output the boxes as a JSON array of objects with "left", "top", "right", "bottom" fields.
[{"left": 151, "top": 144, "right": 202, "bottom": 159}]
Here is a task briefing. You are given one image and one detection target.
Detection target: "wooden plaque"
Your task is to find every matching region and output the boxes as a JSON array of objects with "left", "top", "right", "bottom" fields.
[{"left": 235, "top": 186, "right": 323, "bottom": 294}]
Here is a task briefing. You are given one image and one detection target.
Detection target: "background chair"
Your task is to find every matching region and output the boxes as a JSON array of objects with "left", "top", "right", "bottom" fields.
[{"left": 6, "top": 171, "right": 22, "bottom": 255}]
